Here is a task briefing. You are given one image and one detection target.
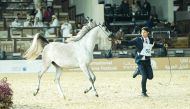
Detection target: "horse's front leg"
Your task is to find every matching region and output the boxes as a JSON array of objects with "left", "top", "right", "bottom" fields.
[
  {"left": 80, "top": 64, "right": 98, "bottom": 97},
  {"left": 84, "top": 67, "right": 96, "bottom": 94}
]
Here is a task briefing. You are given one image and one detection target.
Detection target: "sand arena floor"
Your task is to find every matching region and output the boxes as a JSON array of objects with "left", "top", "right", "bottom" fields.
[{"left": 0, "top": 70, "right": 190, "bottom": 109}]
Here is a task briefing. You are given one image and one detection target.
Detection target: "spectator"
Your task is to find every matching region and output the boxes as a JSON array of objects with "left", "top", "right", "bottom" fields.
[
  {"left": 16, "top": 13, "right": 21, "bottom": 19},
  {"left": 43, "top": 6, "right": 54, "bottom": 22},
  {"left": 34, "top": 17, "right": 44, "bottom": 27},
  {"left": 115, "top": 28, "right": 125, "bottom": 49},
  {"left": 30, "top": 8, "right": 37, "bottom": 17},
  {"left": 15, "top": 13, "right": 22, "bottom": 24},
  {"left": 132, "top": 0, "right": 141, "bottom": 13},
  {"left": 75, "top": 23, "right": 82, "bottom": 32},
  {"left": 11, "top": 18, "right": 21, "bottom": 27},
  {"left": 142, "top": 0, "right": 151, "bottom": 15},
  {"left": 119, "top": 0, "right": 130, "bottom": 15},
  {"left": 61, "top": 18, "right": 73, "bottom": 42},
  {"left": 35, "top": 7, "right": 43, "bottom": 22},
  {"left": 145, "top": 15, "right": 154, "bottom": 29},
  {"left": 45, "top": 15, "right": 60, "bottom": 37},
  {"left": 24, "top": 16, "right": 33, "bottom": 27},
  {"left": 146, "top": 15, "right": 160, "bottom": 29}
]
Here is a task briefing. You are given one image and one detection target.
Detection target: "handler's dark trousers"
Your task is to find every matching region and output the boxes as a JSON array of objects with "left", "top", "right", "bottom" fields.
[{"left": 137, "top": 60, "right": 153, "bottom": 93}]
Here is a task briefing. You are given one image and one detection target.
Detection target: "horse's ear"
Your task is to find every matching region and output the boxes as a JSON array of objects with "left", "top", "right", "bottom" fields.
[{"left": 86, "top": 16, "right": 89, "bottom": 20}]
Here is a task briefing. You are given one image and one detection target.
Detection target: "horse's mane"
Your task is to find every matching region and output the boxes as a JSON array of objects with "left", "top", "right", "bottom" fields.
[{"left": 69, "top": 20, "right": 97, "bottom": 42}]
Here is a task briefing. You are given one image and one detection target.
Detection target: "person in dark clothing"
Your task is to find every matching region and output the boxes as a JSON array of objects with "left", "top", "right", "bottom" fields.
[
  {"left": 119, "top": 0, "right": 130, "bottom": 15},
  {"left": 116, "top": 27, "right": 166, "bottom": 97},
  {"left": 142, "top": 0, "right": 151, "bottom": 16}
]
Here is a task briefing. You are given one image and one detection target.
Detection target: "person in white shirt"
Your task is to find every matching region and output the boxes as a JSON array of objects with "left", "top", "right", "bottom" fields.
[
  {"left": 61, "top": 19, "right": 72, "bottom": 42},
  {"left": 45, "top": 15, "right": 60, "bottom": 37},
  {"left": 34, "top": 17, "right": 44, "bottom": 27},
  {"left": 35, "top": 8, "right": 43, "bottom": 22},
  {"left": 24, "top": 18, "right": 32, "bottom": 27},
  {"left": 11, "top": 18, "right": 21, "bottom": 27}
]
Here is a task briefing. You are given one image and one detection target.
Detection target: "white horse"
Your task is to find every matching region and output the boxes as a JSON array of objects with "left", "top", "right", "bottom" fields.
[{"left": 24, "top": 22, "right": 113, "bottom": 97}]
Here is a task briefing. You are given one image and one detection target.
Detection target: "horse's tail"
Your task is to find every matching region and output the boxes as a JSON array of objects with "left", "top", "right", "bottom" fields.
[{"left": 23, "top": 33, "right": 49, "bottom": 60}]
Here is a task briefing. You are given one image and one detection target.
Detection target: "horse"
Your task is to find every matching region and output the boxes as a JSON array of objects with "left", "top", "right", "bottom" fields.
[{"left": 23, "top": 21, "right": 113, "bottom": 98}]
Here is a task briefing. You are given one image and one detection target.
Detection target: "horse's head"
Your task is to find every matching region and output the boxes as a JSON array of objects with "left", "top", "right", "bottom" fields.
[{"left": 97, "top": 23, "right": 114, "bottom": 39}]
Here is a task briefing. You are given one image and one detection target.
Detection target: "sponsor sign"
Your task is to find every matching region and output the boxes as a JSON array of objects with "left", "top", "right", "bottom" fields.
[{"left": 0, "top": 57, "right": 190, "bottom": 73}]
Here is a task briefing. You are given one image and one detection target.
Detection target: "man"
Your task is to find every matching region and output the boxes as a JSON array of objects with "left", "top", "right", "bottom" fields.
[{"left": 116, "top": 27, "right": 166, "bottom": 97}]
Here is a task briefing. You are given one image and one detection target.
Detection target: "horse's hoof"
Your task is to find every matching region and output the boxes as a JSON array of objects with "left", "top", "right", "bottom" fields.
[
  {"left": 33, "top": 92, "right": 37, "bottom": 96},
  {"left": 84, "top": 90, "right": 87, "bottom": 94},
  {"left": 60, "top": 94, "right": 66, "bottom": 99},
  {"left": 95, "top": 94, "right": 99, "bottom": 97},
  {"left": 63, "top": 96, "right": 66, "bottom": 100}
]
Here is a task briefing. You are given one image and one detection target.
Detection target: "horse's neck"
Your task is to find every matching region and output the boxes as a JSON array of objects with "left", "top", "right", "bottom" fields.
[{"left": 79, "top": 27, "right": 99, "bottom": 53}]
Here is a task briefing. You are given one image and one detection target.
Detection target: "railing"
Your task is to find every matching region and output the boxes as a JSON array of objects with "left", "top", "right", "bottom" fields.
[
  {"left": 0, "top": 37, "right": 64, "bottom": 53},
  {"left": 8, "top": 26, "right": 61, "bottom": 40}
]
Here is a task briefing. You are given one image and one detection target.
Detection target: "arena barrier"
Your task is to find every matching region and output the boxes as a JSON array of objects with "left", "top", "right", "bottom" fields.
[{"left": 0, "top": 57, "right": 190, "bottom": 73}]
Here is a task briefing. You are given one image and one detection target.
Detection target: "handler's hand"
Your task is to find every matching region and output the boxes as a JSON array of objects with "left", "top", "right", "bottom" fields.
[
  {"left": 164, "top": 43, "right": 168, "bottom": 48},
  {"left": 115, "top": 40, "right": 121, "bottom": 44}
]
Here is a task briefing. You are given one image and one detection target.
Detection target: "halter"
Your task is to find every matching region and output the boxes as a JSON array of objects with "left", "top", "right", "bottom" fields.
[{"left": 98, "top": 25, "right": 114, "bottom": 40}]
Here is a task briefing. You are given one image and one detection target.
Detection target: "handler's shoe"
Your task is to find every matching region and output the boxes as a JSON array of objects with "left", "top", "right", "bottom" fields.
[
  {"left": 141, "top": 93, "right": 149, "bottom": 97},
  {"left": 133, "top": 68, "right": 140, "bottom": 78}
]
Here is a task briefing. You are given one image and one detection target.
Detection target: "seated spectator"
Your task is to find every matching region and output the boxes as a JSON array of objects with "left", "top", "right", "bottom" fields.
[
  {"left": 132, "top": 0, "right": 141, "bottom": 13},
  {"left": 105, "top": 0, "right": 113, "bottom": 5},
  {"left": 115, "top": 28, "right": 125, "bottom": 49},
  {"left": 119, "top": 0, "right": 130, "bottom": 15},
  {"left": 24, "top": 16, "right": 33, "bottom": 27},
  {"left": 145, "top": 15, "right": 154, "bottom": 29},
  {"left": 30, "top": 8, "right": 37, "bottom": 17},
  {"left": 17, "top": 13, "right": 22, "bottom": 19},
  {"left": 34, "top": 17, "right": 44, "bottom": 27},
  {"left": 74, "top": 23, "right": 83, "bottom": 35},
  {"left": 115, "top": 28, "right": 124, "bottom": 40},
  {"left": 11, "top": 18, "right": 21, "bottom": 27},
  {"left": 142, "top": 0, "right": 151, "bottom": 15},
  {"left": 45, "top": 15, "right": 60, "bottom": 37},
  {"left": 145, "top": 15, "right": 160, "bottom": 29},
  {"left": 43, "top": 6, "right": 54, "bottom": 22},
  {"left": 61, "top": 18, "right": 73, "bottom": 42},
  {"left": 11, "top": 18, "right": 22, "bottom": 36}
]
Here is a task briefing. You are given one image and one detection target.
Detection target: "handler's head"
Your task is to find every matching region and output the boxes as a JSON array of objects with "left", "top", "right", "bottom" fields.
[{"left": 141, "top": 27, "right": 149, "bottom": 38}]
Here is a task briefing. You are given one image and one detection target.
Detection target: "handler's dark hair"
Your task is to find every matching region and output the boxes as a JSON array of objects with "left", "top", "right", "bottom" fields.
[{"left": 141, "top": 27, "right": 150, "bottom": 33}]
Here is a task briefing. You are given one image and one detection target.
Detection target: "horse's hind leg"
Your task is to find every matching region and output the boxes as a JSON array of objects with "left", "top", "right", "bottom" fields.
[
  {"left": 33, "top": 61, "right": 51, "bottom": 96},
  {"left": 54, "top": 66, "right": 65, "bottom": 98},
  {"left": 80, "top": 64, "right": 98, "bottom": 97},
  {"left": 84, "top": 67, "right": 96, "bottom": 94}
]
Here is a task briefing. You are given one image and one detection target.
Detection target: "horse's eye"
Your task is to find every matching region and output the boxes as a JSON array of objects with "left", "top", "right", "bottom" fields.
[{"left": 106, "top": 28, "right": 109, "bottom": 32}]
